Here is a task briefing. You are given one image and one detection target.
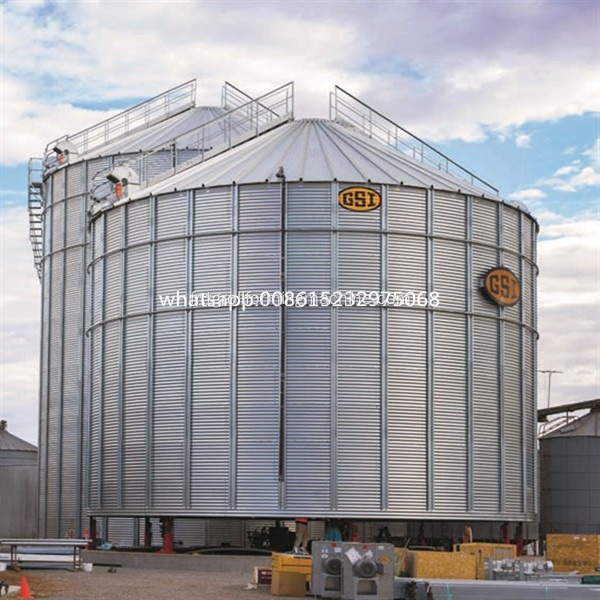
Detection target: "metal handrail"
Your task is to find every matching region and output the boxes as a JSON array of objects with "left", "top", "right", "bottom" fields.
[
  {"left": 27, "top": 157, "right": 44, "bottom": 279},
  {"left": 330, "top": 85, "right": 499, "bottom": 196},
  {"left": 45, "top": 79, "right": 197, "bottom": 155},
  {"left": 138, "top": 81, "right": 294, "bottom": 188}
]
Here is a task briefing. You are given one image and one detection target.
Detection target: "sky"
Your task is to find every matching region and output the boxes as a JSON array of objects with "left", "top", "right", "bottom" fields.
[{"left": 1, "top": 0, "right": 599, "bottom": 444}]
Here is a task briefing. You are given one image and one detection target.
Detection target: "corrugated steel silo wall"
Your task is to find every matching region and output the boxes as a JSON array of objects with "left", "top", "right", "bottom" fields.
[
  {"left": 541, "top": 436, "right": 600, "bottom": 534},
  {"left": 86, "top": 182, "right": 537, "bottom": 521},
  {"left": 38, "top": 151, "right": 203, "bottom": 538}
]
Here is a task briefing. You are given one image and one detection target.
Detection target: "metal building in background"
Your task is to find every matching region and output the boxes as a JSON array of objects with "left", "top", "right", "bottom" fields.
[
  {"left": 0, "top": 421, "right": 38, "bottom": 538},
  {"left": 540, "top": 400, "right": 600, "bottom": 535},
  {"left": 30, "top": 80, "right": 538, "bottom": 540}
]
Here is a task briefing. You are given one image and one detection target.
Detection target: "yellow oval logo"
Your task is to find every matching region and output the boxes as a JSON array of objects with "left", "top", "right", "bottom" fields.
[
  {"left": 482, "top": 267, "right": 521, "bottom": 306},
  {"left": 339, "top": 186, "right": 381, "bottom": 212}
]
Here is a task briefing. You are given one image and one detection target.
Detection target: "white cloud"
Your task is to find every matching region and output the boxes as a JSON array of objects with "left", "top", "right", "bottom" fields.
[
  {"left": 583, "top": 137, "right": 600, "bottom": 167},
  {"left": 0, "top": 207, "right": 40, "bottom": 444},
  {"left": 1, "top": 1, "right": 599, "bottom": 163},
  {"left": 539, "top": 140, "right": 600, "bottom": 193},
  {"left": 537, "top": 217, "right": 600, "bottom": 406},
  {"left": 515, "top": 134, "right": 531, "bottom": 148},
  {"left": 508, "top": 188, "right": 547, "bottom": 200},
  {"left": 553, "top": 165, "right": 578, "bottom": 176},
  {"left": 563, "top": 146, "right": 577, "bottom": 155}
]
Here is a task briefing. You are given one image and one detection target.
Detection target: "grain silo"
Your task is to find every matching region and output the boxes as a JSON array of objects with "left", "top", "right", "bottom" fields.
[
  {"left": 29, "top": 79, "right": 286, "bottom": 538},
  {"left": 0, "top": 421, "right": 38, "bottom": 538},
  {"left": 80, "top": 84, "right": 538, "bottom": 540},
  {"left": 540, "top": 400, "right": 600, "bottom": 535}
]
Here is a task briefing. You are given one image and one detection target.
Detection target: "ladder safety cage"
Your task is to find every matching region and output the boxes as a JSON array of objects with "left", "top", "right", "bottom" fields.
[
  {"left": 27, "top": 157, "right": 44, "bottom": 280},
  {"left": 139, "top": 81, "right": 294, "bottom": 188},
  {"left": 329, "top": 85, "right": 499, "bottom": 197},
  {"left": 45, "top": 79, "right": 197, "bottom": 157}
]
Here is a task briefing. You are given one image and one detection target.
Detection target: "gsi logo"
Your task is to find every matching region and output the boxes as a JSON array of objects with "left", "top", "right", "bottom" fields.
[
  {"left": 338, "top": 186, "right": 381, "bottom": 212},
  {"left": 481, "top": 267, "right": 521, "bottom": 307}
]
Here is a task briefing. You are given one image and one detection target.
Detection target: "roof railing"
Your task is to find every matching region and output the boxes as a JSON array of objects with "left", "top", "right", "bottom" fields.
[
  {"left": 139, "top": 81, "right": 294, "bottom": 188},
  {"left": 27, "top": 157, "right": 44, "bottom": 280},
  {"left": 330, "top": 85, "right": 499, "bottom": 196},
  {"left": 45, "top": 79, "right": 197, "bottom": 156}
]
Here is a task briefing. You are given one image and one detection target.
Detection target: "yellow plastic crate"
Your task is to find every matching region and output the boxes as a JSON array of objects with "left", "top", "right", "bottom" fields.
[{"left": 272, "top": 552, "right": 312, "bottom": 581}]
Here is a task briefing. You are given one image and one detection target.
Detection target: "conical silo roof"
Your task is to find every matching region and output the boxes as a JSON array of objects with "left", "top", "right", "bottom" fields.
[
  {"left": 78, "top": 106, "right": 227, "bottom": 159},
  {"left": 134, "top": 118, "right": 498, "bottom": 200}
]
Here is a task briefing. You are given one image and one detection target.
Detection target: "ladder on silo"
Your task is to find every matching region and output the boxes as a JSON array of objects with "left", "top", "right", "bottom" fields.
[{"left": 28, "top": 158, "right": 44, "bottom": 280}]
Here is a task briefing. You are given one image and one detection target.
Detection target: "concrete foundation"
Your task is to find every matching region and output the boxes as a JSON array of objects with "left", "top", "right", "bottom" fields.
[{"left": 82, "top": 550, "right": 271, "bottom": 573}]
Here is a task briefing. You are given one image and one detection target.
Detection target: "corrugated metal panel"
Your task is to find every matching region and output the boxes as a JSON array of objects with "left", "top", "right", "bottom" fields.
[
  {"left": 107, "top": 517, "right": 135, "bottom": 546},
  {"left": 194, "top": 187, "right": 232, "bottom": 233},
  {"left": 88, "top": 328, "right": 102, "bottom": 511},
  {"left": 434, "top": 191, "right": 465, "bottom": 239},
  {"left": 152, "top": 312, "right": 186, "bottom": 507},
  {"left": 472, "top": 245, "right": 499, "bottom": 317},
  {"left": 104, "top": 253, "right": 121, "bottom": 321},
  {"left": 66, "top": 196, "right": 84, "bottom": 247},
  {"left": 387, "top": 187, "right": 426, "bottom": 233},
  {"left": 105, "top": 207, "right": 122, "bottom": 253},
  {"left": 336, "top": 308, "right": 381, "bottom": 510},
  {"left": 154, "top": 239, "right": 186, "bottom": 304},
  {"left": 157, "top": 193, "right": 186, "bottom": 238},
  {"left": 191, "top": 309, "right": 231, "bottom": 509},
  {"left": 174, "top": 518, "right": 207, "bottom": 546},
  {"left": 239, "top": 184, "right": 280, "bottom": 230},
  {"left": 286, "top": 233, "right": 331, "bottom": 292},
  {"left": 125, "top": 246, "right": 149, "bottom": 315},
  {"left": 238, "top": 234, "right": 280, "bottom": 292},
  {"left": 66, "top": 163, "right": 84, "bottom": 196},
  {"left": 472, "top": 198, "right": 497, "bottom": 246},
  {"left": 503, "top": 206, "right": 520, "bottom": 252},
  {"left": 145, "top": 151, "right": 174, "bottom": 182},
  {"left": 285, "top": 307, "right": 331, "bottom": 511},
  {"left": 472, "top": 317, "right": 500, "bottom": 513},
  {"left": 387, "top": 309, "right": 427, "bottom": 511},
  {"left": 338, "top": 233, "right": 380, "bottom": 290},
  {"left": 127, "top": 199, "right": 150, "bottom": 246},
  {"left": 193, "top": 236, "right": 231, "bottom": 294},
  {"left": 502, "top": 252, "right": 521, "bottom": 322},
  {"left": 122, "top": 316, "right": 148, "bottom": 508},
  {"left": 504, "top": 322, "right": 522, "bottom": 513},
  {"left": 523, "top": 263, "right": 534, "bottom": 328},
  {"left": 60, "top": 247, "right": 82, "bottom": 530},
  {"left": 388, "top": 235, "right": 426, "bottom": 292},
  {"left": 52, "top": 201, "right": 64, "bottom": 253},
  {"left": 287, "top": 183, "right": 331, "bottom": 228},
  {"left": 434, "top": 239, "right": 466, "bottom": 311},
  {"left": 101, "top": 320, "right": 120, "bottom": 509},
  {"left": 524, "top": 330, "right": 535, "bottom": 513},
  {"left": 236, "top": 308, "right": 280, "bottom": 510},
  {"left": 434, "top": 313, "right": 467, "bottom": 511}
]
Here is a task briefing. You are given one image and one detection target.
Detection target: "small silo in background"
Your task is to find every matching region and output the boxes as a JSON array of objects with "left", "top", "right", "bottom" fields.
[
  {"left": 540, "top": 400, "right": 600, "bottom": 535},
  {"left": 0, "top": 420, "right": 38, "bottom": 538}
]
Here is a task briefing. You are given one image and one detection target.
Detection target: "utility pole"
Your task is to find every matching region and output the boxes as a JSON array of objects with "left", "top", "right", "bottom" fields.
[{"left": 538, "top": 369, "right": 563, "bottom": 408}]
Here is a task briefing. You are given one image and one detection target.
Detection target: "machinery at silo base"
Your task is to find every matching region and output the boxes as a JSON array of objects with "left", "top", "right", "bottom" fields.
[{"left": 309, "top": 541, "right": 600, "bottom": 600}]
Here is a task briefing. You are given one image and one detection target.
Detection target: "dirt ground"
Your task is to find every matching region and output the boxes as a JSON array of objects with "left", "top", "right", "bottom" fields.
[{"left": 0, "top": 567, "right": 302, "bottom": 600}]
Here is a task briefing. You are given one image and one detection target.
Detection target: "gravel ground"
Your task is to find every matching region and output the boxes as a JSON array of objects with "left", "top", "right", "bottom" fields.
[{"left": 0, "top": 568, "right": 302, "bottom": 600}]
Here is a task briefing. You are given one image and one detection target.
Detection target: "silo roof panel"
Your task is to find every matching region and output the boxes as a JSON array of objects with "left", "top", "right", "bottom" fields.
[
  {"left": 0, "top": 428, "right": 37, "bottom": 452},
  {"left": 78, "top": 106, "right": 227, "bottom": 159},
  {"left": 543, "top": 408, "right": 600, "bottom": 438},
  {"left": 135, "top": 119, "right": 496, "bottom": 199}
]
